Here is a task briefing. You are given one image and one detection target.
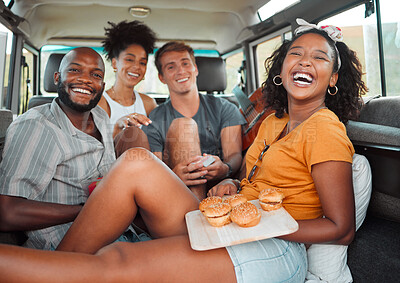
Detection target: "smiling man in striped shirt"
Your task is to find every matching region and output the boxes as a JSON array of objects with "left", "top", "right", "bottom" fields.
[{"left": 0, "top": 47, "right": 116, "bottom": 250}]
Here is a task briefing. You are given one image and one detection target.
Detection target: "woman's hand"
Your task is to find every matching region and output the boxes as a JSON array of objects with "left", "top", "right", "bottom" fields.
[
  {"left": 113, "top": 113, "right": 152, "bottom": 138},
  {"left": 116, "top": 113, "right": 152, "bottom": 129},
  {"left": 207, "top": 179, "right": 239, "bottom": 197}
]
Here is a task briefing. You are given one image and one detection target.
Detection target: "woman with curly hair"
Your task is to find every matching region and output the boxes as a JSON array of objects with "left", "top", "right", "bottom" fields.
[
  {"left": 0, "top": 19, "right": 367, "bottom": 282},
  {"left": 99, "top": 21, "right": 158, "bottom": 153},
  {"left": 262, "top": 20, "right": 365, "bottom": 123}
]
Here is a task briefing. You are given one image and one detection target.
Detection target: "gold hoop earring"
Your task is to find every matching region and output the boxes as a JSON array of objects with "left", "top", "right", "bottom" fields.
[
  {"left": 273, "top": 75, "right": 283, "bottom": 86},
  {"left": 113, "top": 68, "right": 117, "bottom": 73},
  {"left": 328, "top": 85, "right": 338, "bottom": 95}
]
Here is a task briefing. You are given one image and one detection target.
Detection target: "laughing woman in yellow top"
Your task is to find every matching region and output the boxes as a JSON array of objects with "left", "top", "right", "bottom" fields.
[
  {"left": 0, "top": 19, "right": 367, "bottom": 283},
  {"left": 210, "top": 19, "right": 367, "bottom": 234}
]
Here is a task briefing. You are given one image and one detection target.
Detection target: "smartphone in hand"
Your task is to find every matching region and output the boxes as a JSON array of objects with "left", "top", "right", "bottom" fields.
[
  {"left": 191, "top": 155, "right": 216, "bottom": 167},
  {"left": 202, "top": 156, "right": 215, "bottom": 167}
]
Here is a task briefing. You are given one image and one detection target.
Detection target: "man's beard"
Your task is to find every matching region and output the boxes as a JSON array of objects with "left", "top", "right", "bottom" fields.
[{"left": 57, "top": 79, "right": 103, "bottom": 112}]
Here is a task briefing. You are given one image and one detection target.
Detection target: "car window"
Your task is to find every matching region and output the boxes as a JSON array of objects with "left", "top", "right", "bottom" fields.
[
  {"left": 319, "top": 5, "right": 380, "bottom": 96},
  {"left": 0, "top": 23, "right": 13, "bottom": 108},
  {"left": 224, "top": 50, "right": 244, "bottom": 93},
  {"left": 40, "top": 45, "right": 219, "bottom": 100}
]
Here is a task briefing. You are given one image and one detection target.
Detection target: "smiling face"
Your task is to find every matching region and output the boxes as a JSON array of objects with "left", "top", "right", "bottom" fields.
[
  {"left": 112, "top": 44, "right": 148, "bottom": 88},
  {"left": 55, "top": 48, "right": 105, "bottom": 112},
  {"left": 158, "top": 51, "right": 198, "bottom": 96},
  {"left": 280, "top": 33, "right": 338, "bottom": 105}
]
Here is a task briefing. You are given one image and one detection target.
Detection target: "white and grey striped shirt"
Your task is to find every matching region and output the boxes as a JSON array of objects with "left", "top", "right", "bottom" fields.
[{"left": 0, "top": 98, "right": 116, "bottom": 249}]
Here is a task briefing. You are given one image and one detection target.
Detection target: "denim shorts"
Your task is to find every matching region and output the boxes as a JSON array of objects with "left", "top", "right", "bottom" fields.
[
  {"left": 226, "top": 238, "right": 307, "bottom": 283},
  {"left": 116, "top": 228, "right": 152, "bottom": 243},
  {"left": 49, "top": 226, "right": 151, "bottom": 251}
]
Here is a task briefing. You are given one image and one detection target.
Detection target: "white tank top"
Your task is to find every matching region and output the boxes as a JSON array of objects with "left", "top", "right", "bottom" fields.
[{"left": 103, "top": 89, "right": 147, "bottom": 126}]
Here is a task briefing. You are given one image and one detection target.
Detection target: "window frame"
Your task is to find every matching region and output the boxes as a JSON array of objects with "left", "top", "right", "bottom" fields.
[
  {"left": 247, "top": 26, "right": 291, "bottom": 93},
  {"left": 221, "top": 47, "right": 245, "bottom": 95}
]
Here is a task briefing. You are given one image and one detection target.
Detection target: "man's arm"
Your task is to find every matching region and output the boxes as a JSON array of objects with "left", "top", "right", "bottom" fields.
[
  {"left": 220, "top": 124, "right": 243, "bottom": 177},
  {"left": 0, "top": 195, "right": 82, "bottom": 232},
  {"left": 203, "top": 125, "right": 242, "bottom": 181},
  {"left": 0, "top": 117, "right": 81, "bottom": 232},
  {"left": 209, "top": 98, "right": 246, "bottom": 180},
  {"left": 141, "top": 107, "right": 165, "bottom": 156}
]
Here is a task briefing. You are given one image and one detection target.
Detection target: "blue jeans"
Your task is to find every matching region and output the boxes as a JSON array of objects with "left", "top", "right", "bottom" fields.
[{"left": 226, "top": 238, "right": 307, "bottom": 283}]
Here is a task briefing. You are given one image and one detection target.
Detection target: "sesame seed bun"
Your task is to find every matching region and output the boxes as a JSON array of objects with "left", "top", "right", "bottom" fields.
[
  {"left": 223, "top": 194, "right": 248, "bottom": 208},
  {"left": 258, "top": 188, "right": 284, "bottom": 211},
  {"left": 199, "top": 196, "right": 223, "bottom": 213},
  {"left": 203, "top": 203, "right": 232, "bottom": 227},
  {"left": 230, "top": 202, "right": 261, "bottom": 228}
]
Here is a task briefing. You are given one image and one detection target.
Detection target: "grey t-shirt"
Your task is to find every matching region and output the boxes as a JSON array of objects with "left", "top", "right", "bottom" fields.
[{"left": 143, "top": 94, "right": 246, "bottom": 158}]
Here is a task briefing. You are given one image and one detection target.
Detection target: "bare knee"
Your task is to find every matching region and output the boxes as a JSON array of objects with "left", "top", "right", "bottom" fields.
[
  {"left": 165, "top": 118, "right": 201, "bottom": 166},
  {"left": 167, "top": 118, "right": 198, "bottom": 138},
  {"left": 119, "top": 148, "right": 155, "bottom": 166},
  {"left": 113, "top": 148, "right": 166, "bottom": 178},
  {"left": 169, "top": 117, "right": 197, "bottom": 128},
  {"left": 114, "top": 127, "right": 150, "bottom": 157},
  {"left": 96, "top": 242, "right": 129, "bottom": 265},
  {"left": 115, "top": 127, "right": 148, "bottom": 144},
  {"left": 96, "top": 242, "right": 138, "bottom": 281}
]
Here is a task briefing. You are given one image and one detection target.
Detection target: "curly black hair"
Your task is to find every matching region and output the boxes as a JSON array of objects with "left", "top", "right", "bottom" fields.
[
  {"left": 262, "top": 28, "right": 367, "bottom": 124},
  {"left": 102, "top": 20, "right": 157, "bottom": 61}
]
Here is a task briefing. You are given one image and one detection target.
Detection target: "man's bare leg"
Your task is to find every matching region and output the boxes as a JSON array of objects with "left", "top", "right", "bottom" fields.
[
  {"left": 164, "top": 117, "right": 207, "bottom": 200},
  {"left": 57, "top": 148, "right": 199, "bottom": 254}
]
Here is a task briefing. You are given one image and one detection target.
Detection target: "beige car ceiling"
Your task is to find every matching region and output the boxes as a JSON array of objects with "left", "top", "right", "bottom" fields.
[{"left": 10, "top": 0, "right": 269, "bottom": 53}]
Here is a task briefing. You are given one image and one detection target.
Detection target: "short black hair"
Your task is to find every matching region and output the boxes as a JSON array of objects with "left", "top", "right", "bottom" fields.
[{"left": 102, "top": 20, "right": 157, "bottom": 61}]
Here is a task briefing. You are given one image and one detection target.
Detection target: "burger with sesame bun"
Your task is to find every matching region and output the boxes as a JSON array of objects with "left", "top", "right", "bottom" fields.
[
  {"left": 199, "top": 196, "right": 222, "bottom": 214},
  {"left": 258, "top": 188, "right": 285, "bottom": 211},
  {"left": 230, "top": 202, "right": 261, "bottom": 228},
  {"left": 202, "top": 202, "right": 232, "bottom": 227},
  {"left": 223, "top": 194, "right": 248, "bottom": 208}
]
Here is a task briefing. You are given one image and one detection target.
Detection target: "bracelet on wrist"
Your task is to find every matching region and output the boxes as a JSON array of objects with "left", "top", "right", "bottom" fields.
[
  {"left": 224, "top": 162, "right": 232, "bottom": 178},
  {"left": 231, "top": 179, "right": 241, "bottom": 193}
]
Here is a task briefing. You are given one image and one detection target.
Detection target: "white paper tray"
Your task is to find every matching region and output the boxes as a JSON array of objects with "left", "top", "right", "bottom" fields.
[{"left": 185, "top": 200, "right": 298, "bottom": 251}]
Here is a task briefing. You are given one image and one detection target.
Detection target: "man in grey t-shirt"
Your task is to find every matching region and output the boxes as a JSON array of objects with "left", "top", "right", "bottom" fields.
[{"left": 143, "top": 41, "right": 246, "bottom": 200}]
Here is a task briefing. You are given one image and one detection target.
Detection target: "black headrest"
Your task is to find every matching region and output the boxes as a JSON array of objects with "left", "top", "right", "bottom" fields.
[
  {"left": 43, "top": 53, "right": 65, "bottom": 92},
  {"left": 195, "top": 56, "right": 226, "bottom": 93}
]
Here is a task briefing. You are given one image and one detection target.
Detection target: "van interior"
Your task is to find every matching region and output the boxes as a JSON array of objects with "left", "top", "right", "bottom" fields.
[{"left": 0, "top": 0, "right": 399, "bottom": 281}]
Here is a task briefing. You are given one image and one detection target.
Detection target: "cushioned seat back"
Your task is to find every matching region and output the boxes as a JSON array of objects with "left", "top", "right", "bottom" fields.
[
  {"left": 43, "top": 53, "right": 65, "bottom": 93},
  {"left": 346, "top": 95, "right": 400, "bottom": 223},
  {"left": 0, "top": 109, "right": 13, "bottom": 163},
  {"left": 359, "top": 96, "right": 400, "bottom": 128},
  {"left": 0, "top": 109, "right": 28, "bottom": 246},
  {"left": 195, "top": 56, "right": 227, "bottom": 94},
  {"left": 28, "top": 53, "right": 64, "bottom": 109}
]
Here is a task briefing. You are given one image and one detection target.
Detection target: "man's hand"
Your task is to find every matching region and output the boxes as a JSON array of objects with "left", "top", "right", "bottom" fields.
[
  {"left": 172, "top": 156, "right": 208, "bottom": 186},
  {"left": 201, "top": 154, "right": 230, "bottom": 181},
  {"left": 207, "top": 179, "right": 239, "bottom": 197}
]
